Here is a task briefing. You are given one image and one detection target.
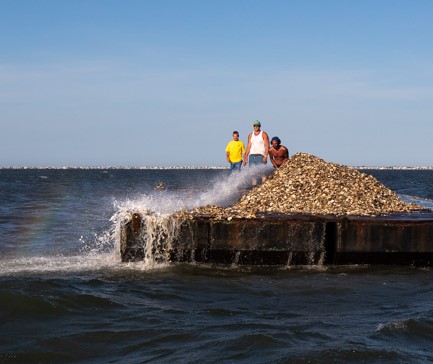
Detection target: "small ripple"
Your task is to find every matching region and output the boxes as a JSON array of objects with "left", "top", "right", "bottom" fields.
[
  {"left": 0, "top": 292, "right": 67, "bottom": 316},
  {"left": 203, "top": 308, "right": 242, "bottom": 317}
]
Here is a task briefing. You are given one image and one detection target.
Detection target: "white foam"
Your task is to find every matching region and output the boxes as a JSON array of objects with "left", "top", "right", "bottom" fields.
[
  {"left": 195, "top": 164, "right": 272, "bottom": 207},
  {"left": 112, "top": 164, "right": 273, "bottom": 216},
  {"left": 0, "top": 251, "right": 176, "bottom": 276},
  {"left": 0, "top": 253, "right": 119, "bottom": 276},
  {"left": 376, "top": 320, "right": 408, "bottom": 332}
]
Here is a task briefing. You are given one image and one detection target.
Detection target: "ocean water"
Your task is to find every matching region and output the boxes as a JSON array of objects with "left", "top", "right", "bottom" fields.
[{"left": 1, "top": 167, "right": 433, "bottom": 363}]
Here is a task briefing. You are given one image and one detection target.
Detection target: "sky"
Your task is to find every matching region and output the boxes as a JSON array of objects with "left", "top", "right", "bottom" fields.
[{"left": 1, "top": 0, "right": 433, "bottom": 167}]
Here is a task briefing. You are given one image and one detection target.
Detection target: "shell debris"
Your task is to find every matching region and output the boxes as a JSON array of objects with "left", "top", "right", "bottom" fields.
[{"left": 174, "top": 153, "right": 423, "bottom": 220}]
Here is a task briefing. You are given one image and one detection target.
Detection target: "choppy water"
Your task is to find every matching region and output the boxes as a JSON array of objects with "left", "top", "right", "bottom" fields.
[{"left": 1, "top": 168, "right": 433, "bottom": 363}]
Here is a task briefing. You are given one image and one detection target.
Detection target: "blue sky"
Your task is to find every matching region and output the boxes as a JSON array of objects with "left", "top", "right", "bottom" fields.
[{"left": 1, "top": 0, "right": 433, "bottom": 167}]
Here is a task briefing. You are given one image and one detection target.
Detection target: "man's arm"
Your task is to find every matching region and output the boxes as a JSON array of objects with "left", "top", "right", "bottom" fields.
[
  {"left": 281, "top": 146, "right": 289, "bottom": 165},
  {"left": 225, "top": 143, "right": 231, "bottom": 163},
  {"left": 243, "top": 134, "right": 252, "bottom": 165},
  {"left": 241, "top": 142, "right": 246, "bottom": 162},
  {"left": 269, "top": 148, "right": 278, "bottom": 168},
  {"left": 262, "top": 131, "right": 270, "bottom": 163}
]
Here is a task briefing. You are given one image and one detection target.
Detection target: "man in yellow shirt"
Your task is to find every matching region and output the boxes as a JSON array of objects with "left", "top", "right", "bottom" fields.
[{"left": 225, "top": 131, "right": 245, "bottom": 172}]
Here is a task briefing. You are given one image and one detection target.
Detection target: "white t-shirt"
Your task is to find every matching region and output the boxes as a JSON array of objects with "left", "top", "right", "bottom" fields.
[{"left": 250, "top": 131, "right": 265, "bottom": 155}]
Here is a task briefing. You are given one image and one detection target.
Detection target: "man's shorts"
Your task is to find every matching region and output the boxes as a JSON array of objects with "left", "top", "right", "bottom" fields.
[
  {"left": 230, "top": 161, "right": 242, "bottom": 172},
  {"left": 249, "top": 154, "right": 264, "bottom": 165}
]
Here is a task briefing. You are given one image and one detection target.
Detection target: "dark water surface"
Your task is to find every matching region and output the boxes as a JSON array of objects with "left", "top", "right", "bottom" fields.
[{"left": 1, "top": 168, "right": 433, "bottom": 363}]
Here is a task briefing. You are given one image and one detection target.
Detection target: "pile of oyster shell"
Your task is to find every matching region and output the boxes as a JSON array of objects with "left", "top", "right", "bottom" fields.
[{"left": 174, "top": 153, "right": 422, "bottom": 220}]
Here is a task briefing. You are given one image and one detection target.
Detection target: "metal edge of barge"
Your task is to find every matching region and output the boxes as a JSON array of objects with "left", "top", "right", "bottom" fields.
[{"left": 120, "top": 211, "right": 433, "bottom": 267}]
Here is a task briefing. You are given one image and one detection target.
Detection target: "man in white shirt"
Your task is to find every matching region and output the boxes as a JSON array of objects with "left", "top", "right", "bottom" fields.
[{"left": 243, "top": 120, "right": 270, "bottom": 185}]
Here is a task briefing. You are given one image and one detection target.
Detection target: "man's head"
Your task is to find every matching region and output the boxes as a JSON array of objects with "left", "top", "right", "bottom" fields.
[
  {"left": 271, "top": 136, "right": 281, "bottom": 148},
  {"left": 253, "top": 120, "right": 261, "bottom": 131},
  {"left": 232, "top": 131, "right": 239, "bottom": 141}
]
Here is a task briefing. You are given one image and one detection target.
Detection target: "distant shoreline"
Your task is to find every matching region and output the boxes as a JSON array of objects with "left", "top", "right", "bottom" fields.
[
  {"left": 355, "top": 166, "right": 433, "bottom": 170},
  {"left": 1, "top": 166, "right": 433, "bottom": 171},
  {"left": 0, "top": 166, "right": 229, "bottom": 170}
]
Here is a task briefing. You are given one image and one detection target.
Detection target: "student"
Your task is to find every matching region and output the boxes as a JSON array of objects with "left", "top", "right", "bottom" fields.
[
  {"left": 225, "top": 131, "right": 245, "bottom": 172},
  {"left": 269, "top": 136, "right": 289, "bottom": 168},
  {"left": 243, "top": 120, "right": 270, "bottom": 184}
]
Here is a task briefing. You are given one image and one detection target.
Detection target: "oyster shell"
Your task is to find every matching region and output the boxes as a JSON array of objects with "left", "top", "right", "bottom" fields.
[{"left": 174, "top": 153, "right": 423, "bottom": 220}]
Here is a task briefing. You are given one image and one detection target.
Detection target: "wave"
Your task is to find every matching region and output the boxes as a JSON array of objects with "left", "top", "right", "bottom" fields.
[{"left": 376, "top": 314, "right": 433, "bottom": 336}]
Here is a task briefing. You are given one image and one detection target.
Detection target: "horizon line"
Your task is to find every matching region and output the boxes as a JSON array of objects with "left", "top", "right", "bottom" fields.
[{"left": 1, "top": 165, "right": 433, "bottom": 170}]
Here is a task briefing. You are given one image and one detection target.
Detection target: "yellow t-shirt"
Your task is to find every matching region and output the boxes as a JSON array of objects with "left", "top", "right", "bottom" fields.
[{"left": 225, "top": 140, "right": 245, "bottom": 163}]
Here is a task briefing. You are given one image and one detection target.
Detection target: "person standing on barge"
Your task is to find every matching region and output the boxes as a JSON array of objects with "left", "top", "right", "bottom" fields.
[{"left": 243, "top": 120, "right": 270, "bottom": 185}]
